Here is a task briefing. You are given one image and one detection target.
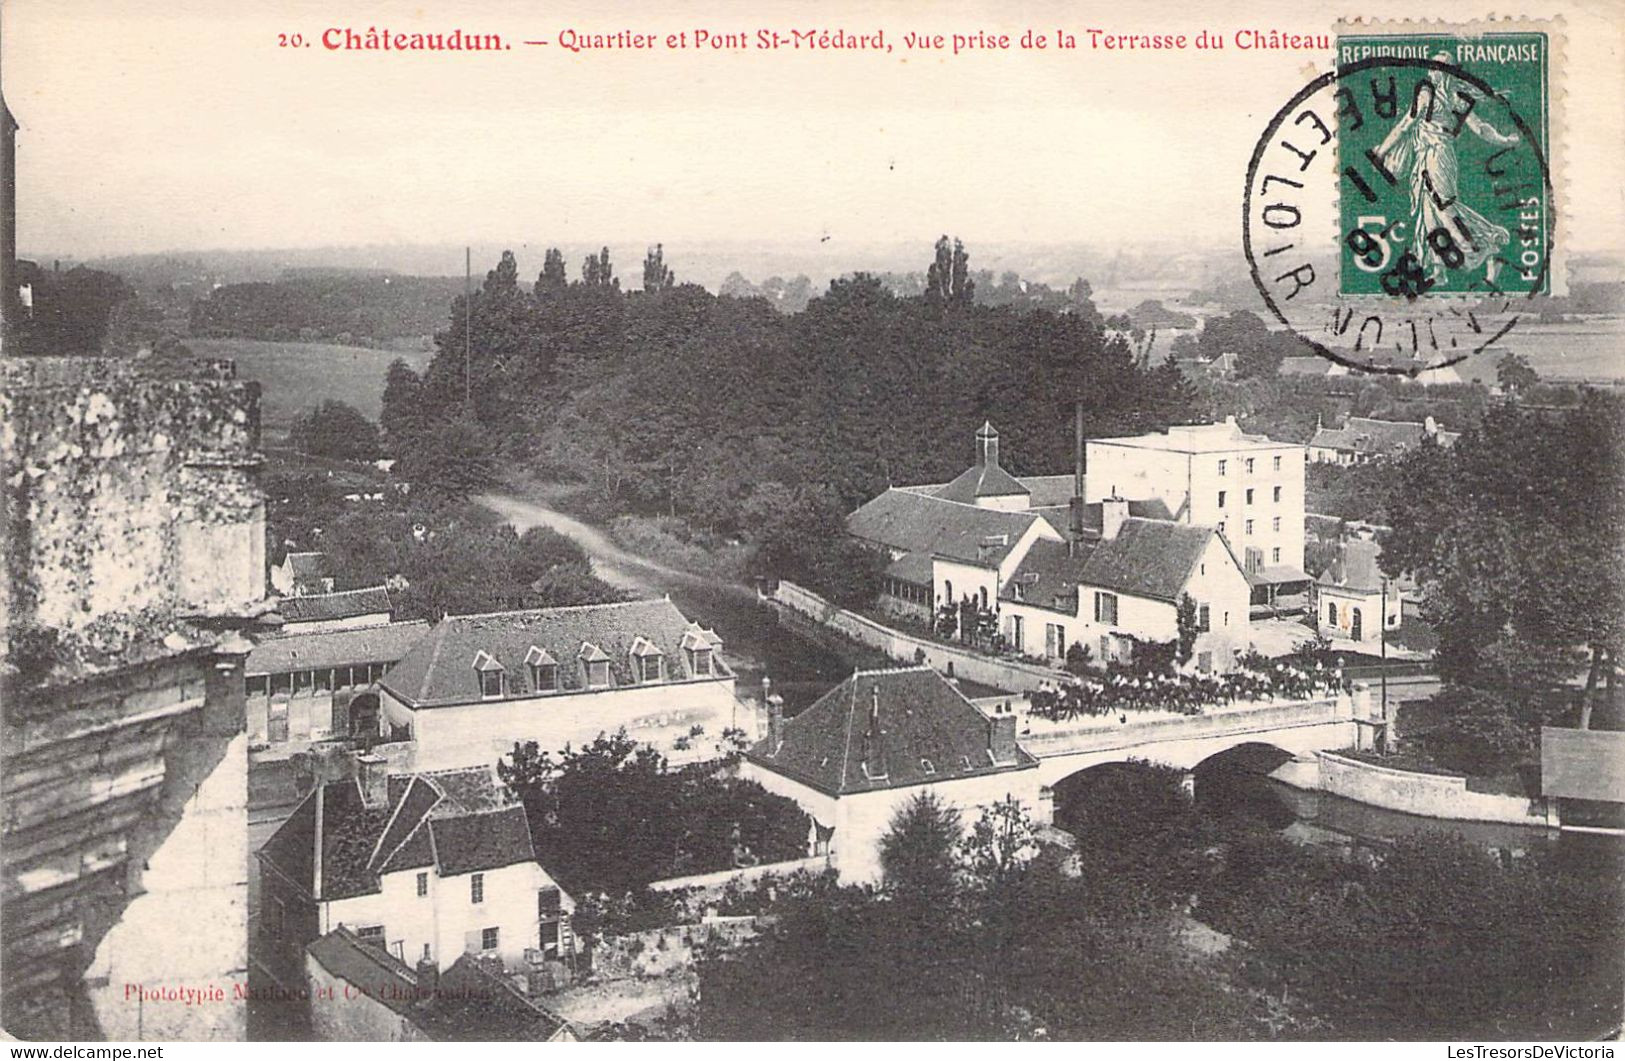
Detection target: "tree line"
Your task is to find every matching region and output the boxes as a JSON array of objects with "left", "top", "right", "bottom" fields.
[{"left": 378, "top": 238, "right": 1200, "bottom": 593}]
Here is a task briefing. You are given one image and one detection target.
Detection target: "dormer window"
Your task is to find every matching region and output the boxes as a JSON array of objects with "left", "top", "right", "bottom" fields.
[
  {"left": 472, "top": 651, "right": 504, "bottom": 699},
  {"left": 578, "top": 642, "right": 611, "bottom": 688},
  {"left": 629, "top": 637, "right": 664, "bottom": 683},
  {"left": 920, "top": 758, "right": 936, "bottom": 775},
  {"left": 680, "top": 624, "right": 720, "bottom": 678},
  {"left": 523, "top": 645, "right": 559, "bottom": 694}
]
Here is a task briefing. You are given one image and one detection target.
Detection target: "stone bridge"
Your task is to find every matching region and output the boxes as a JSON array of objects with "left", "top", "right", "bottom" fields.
[{"left": 1003, "top": 689, "right": 1375, "bottom": 790}]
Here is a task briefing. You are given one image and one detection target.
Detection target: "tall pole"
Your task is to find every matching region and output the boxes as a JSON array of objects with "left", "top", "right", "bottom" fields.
[
  {"left": 1380, "top": 575, "right": 1390, "bottom": 751},
  {"left": 463, "top": 246, "right": 472, "bottom": 413}
]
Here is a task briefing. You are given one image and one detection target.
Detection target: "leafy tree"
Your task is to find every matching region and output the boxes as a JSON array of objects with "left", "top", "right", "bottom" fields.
[
  {"left": 581, "top": 247, "right": 617, "bottom": 288},
  {"left": 396, "top": 416, "right": 498, "bottom": 499},
  {"left": 641, "top": 243, "right": 675, "bottom": 292},
  {"left": 924, "top": 235, "right": 974, "bottom": 307},
  {"left": 1382, "top": 395, "right": 1625, "bottom": 724},
  {"left": 1176, "top": 593, "right": 1200, "bottom": 665},
  {"left": 959, "top": 796, "right": 1039, "bottom": 892},
  {"left": 536, "top": 248, "right": 568, "bottom": 296},
  {"left": 878, "top": 791, "right": 962, "bottom": 910},
  {"left": 1496, "top": 351, "right": 1539, "bottom": 394},
  {"left": 380, "top": 358, "right": 423, "bottom": 449},
  {"left": 1064, "top": 640, "right": 1094, "bottom": 676},
  {"left": 289, "top": 400, "right": 382, "bottom": 462}
]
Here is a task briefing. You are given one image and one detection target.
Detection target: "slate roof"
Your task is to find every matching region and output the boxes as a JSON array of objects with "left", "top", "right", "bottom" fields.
[
  {"left": 1000, "top": 539, "right": 1095, "bottom": 614},
  {"left": 257, "top": 765, "right": 539, "bottom": 902},
  {"left": 246, "top": 620, "right": 430, "bottom": 675},
  {"left": 846, "top": 490, "right": 1041, "bottom": 569},
  {"left": 883, "top": 551, "right": 936, "bottom": 588},
  {"left": 284, "top": 552, "right": 332, "bottom": 580},
  {"left": 1017, "top": 475, "right": 1079, "bottom": 507},
  {"left": 1316, "top": 538, "right": 1385, "bottom": 593},
  {"left": 306, "top": 929, "right": 573, "bottom": 1041},
  {"left": 746, "top": 666, "right": 1036, "bottom": 796},
  {"left": 380, "top": 598, "right": 730, "bottom": 709},
  {"left": 276, "top": 585, "right": 393, "bottom": 625},
  {"left": 1078, "top": 518, "right": 1221, "bottom": 603},
  {"left": 1310, "top": 417, "right": 1460, "bottom": 458},
  {"left": 936, "top": 458, "right": 1031, "bottom": 503}
]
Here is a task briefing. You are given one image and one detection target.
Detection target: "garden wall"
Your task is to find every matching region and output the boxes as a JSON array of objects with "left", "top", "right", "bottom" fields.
[
  {"left": 772, "top": 581, "right": 1064, "bottom": 694},
  {"left": 646, "top": 855, "right": 831, "bottom": 896},
  {"left": 1314, "top": 752, "right": 1556, "bottom": 827}
]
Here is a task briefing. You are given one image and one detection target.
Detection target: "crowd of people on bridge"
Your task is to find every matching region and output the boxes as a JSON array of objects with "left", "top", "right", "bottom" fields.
[{"left": 1028, "top": 653, "right": 1349, "bottom": 723}]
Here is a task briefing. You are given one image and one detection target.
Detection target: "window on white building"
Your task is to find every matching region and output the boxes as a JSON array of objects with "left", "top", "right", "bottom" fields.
[
  {"left": 1245, "top": 519, "right": 1254, "bottom": 535},
  {"left": 357, "top": 925, "right": 384, "bottom": 944},
  {"left": 1217, "top": 490, "right": 1227, "bottom": 508},
  {"left": 416, "top": 872, "right": 428, "bottom": 897},
  {"left": 473, "top": 651, "right": 504, "bottom": 699},
  {"left": 1246, "top": 458, "right": 1255, "bottom": 474},
  {"left": 1274, "top": 485, "right": 1283, "bottom": 502},
  {"left": 1245, "top": 488, "right": 1254, "bottom": 505},
  {"left": 482, "top": 927, "right": 499, "bottom": 951},
  {"left": 1273, "top": 456, "right": 1282, "bottom": 471},
  {"left": 1094, "top": 592, "right": 1118, "bottom": 625},
  {"left": 471, "top": 873, "right": 484, "bottom": 904},
  {"left": 1198, "top": 604, "right": 1210, "bottom": 632},
  {"left": 1273, "top": 547, "right": 1281, "bottom": 563},
  {"left": 1218, "top": 460, "right": 1227, "bottom": 476},
  {"left": 1273, "top": 516, "right": 1281, "bottom": 532}
]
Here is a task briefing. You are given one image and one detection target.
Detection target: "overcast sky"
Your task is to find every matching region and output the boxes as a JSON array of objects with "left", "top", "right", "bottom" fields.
[{"left": 6, "top": 0, "right": 1622, "bottom": 261}]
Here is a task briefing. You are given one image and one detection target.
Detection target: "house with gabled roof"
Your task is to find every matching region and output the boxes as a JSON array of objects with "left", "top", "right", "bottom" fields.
[
  {"left": 848, "top": 424, "right": 1064, "bottom": 626},
  {"left": 258, "top": 757, "right": 575, "bottom": 978},
  {"left": 998, "top": 500, "right": 1252, "bottom": 671},
  {"left": 271, "top": 550, "right": 336, "bottom": 597},
  {"left": 246, "top": 619, "right": 430, "bottom": 748},
  {"left": 741, "top": 666, "right": 1043, "bottom": 883},
  {"left": 305, "top": 926, "right": 577, "bottom": 1041},
  {"left": 376, "top": 598, "right": 742, "bottom": 772},
  {"left": 1312, "top": 538, "right": 1400, "bottom": 644},
  {"left": 1309, "top": 415, "right": 1460, "bottom": 465}
]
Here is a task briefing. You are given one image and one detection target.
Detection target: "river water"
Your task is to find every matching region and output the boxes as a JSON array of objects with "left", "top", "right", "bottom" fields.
[{"left": 479, "top": 490, "right": 1614, "bottom": 861}]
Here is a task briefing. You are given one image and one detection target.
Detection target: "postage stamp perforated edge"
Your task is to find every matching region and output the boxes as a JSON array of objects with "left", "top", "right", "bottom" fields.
[{"left": 1332, "top": 14, "right": 1568, "bottom": 297}]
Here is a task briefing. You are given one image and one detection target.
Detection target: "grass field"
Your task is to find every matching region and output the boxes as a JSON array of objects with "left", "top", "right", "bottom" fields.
[{"left": 185, "top": 338, "right": 434, "bottom": 436}]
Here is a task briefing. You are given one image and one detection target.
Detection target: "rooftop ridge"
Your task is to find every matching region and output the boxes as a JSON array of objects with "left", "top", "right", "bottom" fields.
[
  {"left": 848, "top": 664, "right": 937, "bottom": 678},
  {"left": 878, "top": 487, "right": 1037, "bottom": 516},
  {"left": 291, "top": 583, "right": 390, "bottom": 600}
]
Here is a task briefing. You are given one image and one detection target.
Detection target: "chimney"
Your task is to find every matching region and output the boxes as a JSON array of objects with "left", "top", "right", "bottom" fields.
[
  {"left": 353, "top": 751, "right": 389, "bottom": 809},
  {"left": 416, "top": 955, "right": 440, "bottom": 997},
  {"left": 975, "top": 421, "right": 1000, "bottom": 469},
  {"left": 988, "top": 703, "right": 1017, "bottom": 764},
  {"left": 1101, "top": 496, "right": 1129, "bottom": 540},
  {"left": 765, "top": 693, "right": 784, "bottom": 752},
  {"left": 1071, "top": 402, "right": 1088, "bottom": 538},
  {"left": 861, "top": 684, "right": 886, "bottom": 778}
]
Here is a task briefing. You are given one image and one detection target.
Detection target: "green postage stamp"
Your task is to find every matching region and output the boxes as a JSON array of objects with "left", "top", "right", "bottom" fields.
[{"left": 1335, "top": 30, "right": 1551, "bottom": 299}]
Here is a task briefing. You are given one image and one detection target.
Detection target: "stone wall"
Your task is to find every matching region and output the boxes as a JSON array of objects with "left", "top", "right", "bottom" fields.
[
  {"left": 1315, "top": 752, "right": 1554, "bottom": 826},
  {"left": 1, "top": 357, "right": 262, "bottom": 1039},
  {"left": 1, "top": 356, "right": 263, "bottom": 642},
  {"left": 772, "top": 581, "right": 1065, "bottom": 694}
]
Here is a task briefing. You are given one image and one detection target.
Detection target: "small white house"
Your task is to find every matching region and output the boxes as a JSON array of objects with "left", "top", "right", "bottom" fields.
[
  {"left": 741, "top": 666, "right": 1045, "bottom": 883},
  {"left": 258, "top": 759, "right": 575, "bottom": 974},
  {"left": 1313, "top": 539, "right": 1401, "bottom": 645}
]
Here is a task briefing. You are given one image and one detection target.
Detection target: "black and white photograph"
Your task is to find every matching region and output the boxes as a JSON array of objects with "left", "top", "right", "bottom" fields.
[{"left": 2, "top": 0, "right": 1623, "bottom": 1046}]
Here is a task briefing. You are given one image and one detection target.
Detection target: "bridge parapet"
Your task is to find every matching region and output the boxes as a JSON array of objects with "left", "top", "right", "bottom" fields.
[{"left": 1020, "top": 695, "right": 1348, "bottom": 761}]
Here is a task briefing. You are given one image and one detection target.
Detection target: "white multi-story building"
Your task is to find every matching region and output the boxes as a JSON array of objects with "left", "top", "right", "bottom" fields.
[
  {"left": 376, "top": 598, "right": 745, "bottom": 771},
  {"left": 1082, "top": 417, "right": 1308, "bottom": 604}
]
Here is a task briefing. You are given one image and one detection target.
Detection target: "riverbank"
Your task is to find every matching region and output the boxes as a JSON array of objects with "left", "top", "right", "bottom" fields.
[{"left": 1267, "top": 750, "right": 1556, "bottom": 829}]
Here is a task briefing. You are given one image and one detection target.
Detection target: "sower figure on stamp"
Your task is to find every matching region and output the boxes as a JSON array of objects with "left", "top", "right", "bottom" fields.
[{"left": 1375, "top": 53, "right": 1521, "bottom": 286}]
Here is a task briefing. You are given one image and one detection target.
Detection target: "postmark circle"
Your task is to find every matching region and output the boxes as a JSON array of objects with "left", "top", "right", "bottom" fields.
[{"left": 1243, "top": 55, "right": 1555, "bottom": 376}]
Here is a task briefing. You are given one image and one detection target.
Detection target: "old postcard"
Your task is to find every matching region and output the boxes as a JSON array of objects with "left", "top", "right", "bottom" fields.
[{"left": 2, "top": 0, "right": 1622, "bottom": 1046}]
